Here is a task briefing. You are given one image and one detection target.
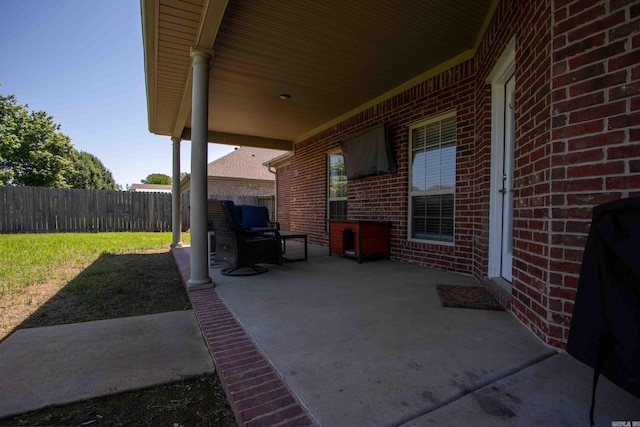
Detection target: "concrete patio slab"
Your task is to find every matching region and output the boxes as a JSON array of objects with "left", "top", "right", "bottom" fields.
[
  {"left": 0, "top": 310, "right": 214, "bottom": 419},
  {"left": 209, "top": 244, "right": 560, "bottom": 426},
  {"left": 176, "top": 242, "right": 640, "bottom": 426}
]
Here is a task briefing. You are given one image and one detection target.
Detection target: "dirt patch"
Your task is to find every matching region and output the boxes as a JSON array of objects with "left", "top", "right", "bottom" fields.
[
  {"left": 0, "top": 280, "right": 62, "bottom": 342},
  {"left": 0, "top": 375, "right": 235, "bottom": 427}
]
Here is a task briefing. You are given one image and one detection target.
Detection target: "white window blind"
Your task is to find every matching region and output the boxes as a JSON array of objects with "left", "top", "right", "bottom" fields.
[{"left": 409, "top": 114, "right": 456, "bottom": 242}]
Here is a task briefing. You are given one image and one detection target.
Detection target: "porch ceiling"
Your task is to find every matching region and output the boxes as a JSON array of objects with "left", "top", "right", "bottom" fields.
[{"left": 142, "top": 0, "right": 497, "bottom": 150}]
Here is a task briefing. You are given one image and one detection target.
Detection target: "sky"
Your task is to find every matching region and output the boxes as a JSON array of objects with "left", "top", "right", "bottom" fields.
[{"left": 0, "top": 0, "right": 236, "bottom": 188}]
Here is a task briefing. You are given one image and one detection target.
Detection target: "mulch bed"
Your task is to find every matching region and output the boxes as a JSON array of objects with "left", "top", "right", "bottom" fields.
[{"left": 436, "top": 284, "right": 505, "bottom": 311}]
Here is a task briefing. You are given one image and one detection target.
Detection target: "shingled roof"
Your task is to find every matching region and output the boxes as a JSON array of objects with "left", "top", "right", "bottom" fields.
[{"left": 207, "top": 147, "right": 288, "bottom": 181}]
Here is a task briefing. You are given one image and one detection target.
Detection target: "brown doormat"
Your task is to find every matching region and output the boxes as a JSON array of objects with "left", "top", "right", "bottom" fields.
[{"left": 436, "top": 285, "right": 505, "bottom": 311}]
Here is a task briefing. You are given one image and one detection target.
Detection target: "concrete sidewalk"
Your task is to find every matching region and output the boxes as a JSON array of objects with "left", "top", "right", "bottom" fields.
[
  {"left": 0, "top": 310, "right": 214, "bottom": 419},
  {"left": 184, "top": 242, "right": 640, "bottom": 427}
]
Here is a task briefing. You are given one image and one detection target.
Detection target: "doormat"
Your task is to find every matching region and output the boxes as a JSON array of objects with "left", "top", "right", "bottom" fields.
[{"left": 436, "top": 285, "right": 505, "bottom": 311}]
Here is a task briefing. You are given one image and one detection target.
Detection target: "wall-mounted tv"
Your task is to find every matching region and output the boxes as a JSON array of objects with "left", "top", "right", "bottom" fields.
[{"left": 339, "top": 124, "right": 396, "bottom": 180}]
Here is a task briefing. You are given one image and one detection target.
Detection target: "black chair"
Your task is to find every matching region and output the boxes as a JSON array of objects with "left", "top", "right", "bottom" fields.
[
  {"left": 567, "top": 197, "right": 640, "bottom": 424},
  {"left": 207, "top": 200, "right": 283, "bottom": 276},
  {"left": 220, "top": 199, "right": 280, "bottom": 231}
]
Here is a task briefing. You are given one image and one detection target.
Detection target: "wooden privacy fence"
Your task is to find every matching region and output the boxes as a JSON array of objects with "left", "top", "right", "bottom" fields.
[{"left": 0, "top": 186, "right": 173, "bottom": 233}]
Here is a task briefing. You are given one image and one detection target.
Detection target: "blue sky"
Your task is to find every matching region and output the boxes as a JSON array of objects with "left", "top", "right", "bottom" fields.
[{"left": 0, "top": 0, "right": 235, "bottom": 188}]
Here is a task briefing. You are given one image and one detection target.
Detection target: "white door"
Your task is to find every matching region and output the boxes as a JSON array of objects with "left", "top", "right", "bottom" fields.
[{"left": 500, "top": 75, "right": 515, "bottom": 281}]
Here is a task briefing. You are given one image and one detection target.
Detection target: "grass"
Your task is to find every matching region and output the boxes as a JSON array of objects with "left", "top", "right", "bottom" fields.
[
  {"left": 0, "top": 231, "right": 192, "bottom": 338},
  {"left": 0, "top": 231, "right": 236, "bottom": 426},
  {"left": 0, "top": 232, "right": 190, "bottom": 298}
]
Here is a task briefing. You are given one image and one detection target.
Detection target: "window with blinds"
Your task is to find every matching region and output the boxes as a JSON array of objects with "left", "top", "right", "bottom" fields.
[
  {"left": 409, "top": 113, "right": 456, "bottom": 243},
  {"left": 328, "top": 153, "right": 347, "bottom": 220}
]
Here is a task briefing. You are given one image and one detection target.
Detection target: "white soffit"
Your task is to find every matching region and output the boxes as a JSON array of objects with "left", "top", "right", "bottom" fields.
[{"left": 143, "top": 0, "right": 498, "bottom": 147}]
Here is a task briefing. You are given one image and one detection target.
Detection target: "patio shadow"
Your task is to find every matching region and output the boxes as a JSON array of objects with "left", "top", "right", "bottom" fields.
[{"left": 11, "top": 250, "right": 191, "bottom": 335}]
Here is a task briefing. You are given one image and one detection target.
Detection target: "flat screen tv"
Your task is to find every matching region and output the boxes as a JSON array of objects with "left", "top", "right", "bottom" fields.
[{"left": 339, "top": 124, "right": 396, "bottom": 180}]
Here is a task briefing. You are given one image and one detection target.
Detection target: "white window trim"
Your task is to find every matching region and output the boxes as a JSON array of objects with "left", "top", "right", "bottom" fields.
[
  {"left": 327, "top": 149, "right": 347, "bottom": 221},
  {"left": 407, "top": 110, "right": 457, "bottom": 246}
]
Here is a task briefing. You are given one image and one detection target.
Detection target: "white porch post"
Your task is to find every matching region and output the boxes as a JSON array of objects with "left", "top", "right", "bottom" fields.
[
  {"left": 188, "top": 47, "right": 213, "bottom": 289},
  {"left": 170, "top": 136, "right": 182, "bottom": 248}
]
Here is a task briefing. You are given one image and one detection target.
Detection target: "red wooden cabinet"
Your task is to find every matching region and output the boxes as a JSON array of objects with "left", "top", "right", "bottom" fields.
[{"left": 328, "top": 220, "right": 391, "bottom": 263}]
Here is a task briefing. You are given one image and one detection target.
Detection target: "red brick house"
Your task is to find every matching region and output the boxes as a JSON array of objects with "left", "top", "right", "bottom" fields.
[{"left": 142, "top": 0, "right": 639, "bottom": 347}]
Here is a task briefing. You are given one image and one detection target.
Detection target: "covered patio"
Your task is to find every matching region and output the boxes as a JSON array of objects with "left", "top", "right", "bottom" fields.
[
  {"left": 172, "top": 242, "right": 640, "bottom": 426},
  {"left": 141, "top": 0, "right": 640, "bottom": 350},
  {"left": 141, "top": 0, "right": 500, "bottom": 289}
]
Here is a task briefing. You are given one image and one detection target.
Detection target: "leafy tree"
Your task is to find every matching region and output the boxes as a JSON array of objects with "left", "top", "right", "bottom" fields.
[
  {"left": 0, "top": 94, "right": 74, "bottom": 187},
  {"left": 65, "top": 150, "right": 118, "bottom": 190},
  {"left": 141, "top": 173, "right": 171, "bottom": 185}
]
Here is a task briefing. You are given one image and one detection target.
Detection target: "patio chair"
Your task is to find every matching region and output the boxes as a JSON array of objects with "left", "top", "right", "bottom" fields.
[
  {"left": 207, "top": 199, "right": 283, "bottom": 275},
  {"left": 220, "top": 200, "right": 280, "bottom": 230}
]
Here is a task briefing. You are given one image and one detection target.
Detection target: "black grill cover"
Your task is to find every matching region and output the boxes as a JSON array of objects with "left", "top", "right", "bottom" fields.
[{"left": 567, "top": 197, "right": 640, "bottom": 402}]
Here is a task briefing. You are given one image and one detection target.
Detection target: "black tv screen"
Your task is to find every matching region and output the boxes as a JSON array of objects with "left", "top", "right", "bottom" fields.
[{"left": 339, "top": 124, "right": 396, "bottom": 180}]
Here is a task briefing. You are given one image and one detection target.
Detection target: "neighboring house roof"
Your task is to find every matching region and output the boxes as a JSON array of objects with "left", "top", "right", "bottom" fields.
[
  {"left": 207, "top": 147, "right": 288, "bottom": 181},
  {"left": 130, "top": 183, "right": 172, "bottom": 193}
]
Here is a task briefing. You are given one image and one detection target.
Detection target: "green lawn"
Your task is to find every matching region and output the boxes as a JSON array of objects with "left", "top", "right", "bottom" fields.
[{"left": 0, "top": 232, "right": 190, "bottom": 298}]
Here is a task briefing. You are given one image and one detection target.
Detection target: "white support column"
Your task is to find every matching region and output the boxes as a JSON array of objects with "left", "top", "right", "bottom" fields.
[
  {"left": 187, "top": 47, "right": 213, "bottom": 289},
  {"left": 170, "top": 136, "right": 182, "bottom": 249}
]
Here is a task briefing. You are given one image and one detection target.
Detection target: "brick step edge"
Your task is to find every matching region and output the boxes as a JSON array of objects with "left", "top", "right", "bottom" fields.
[
  {"left": 482, "top": 277, "right": 513, "bottom": 311},
  {"left": 172, "top": 247, "right": 317, "bottom": 427}
]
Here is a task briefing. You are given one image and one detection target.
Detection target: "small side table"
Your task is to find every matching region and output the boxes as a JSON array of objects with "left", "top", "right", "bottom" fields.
[{"left": 279, "top": 230, "right": 308, "bottom": 261}]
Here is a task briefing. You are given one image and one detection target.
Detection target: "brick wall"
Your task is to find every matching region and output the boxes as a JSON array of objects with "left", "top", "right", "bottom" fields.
[
  {"left": 290, "top": 64, "right": 479, "bottom": 273},
  {"left": 508, "top": 0, "right": 555, "bottom": 346},
  {"left": 207, "top": 178, "right": 275, "bottom": 198},
  {"left": 275, "top": 164, "right": 292, "bottom": 231},
  {"left": 278, "top": 0, "right": 638, "bottom": 348},
  {"left": 547, "top": 0, "right": 640, "bottom": 347}
]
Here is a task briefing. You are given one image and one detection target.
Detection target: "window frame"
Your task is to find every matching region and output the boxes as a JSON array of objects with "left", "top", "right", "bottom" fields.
[
  {"left": 327, "top": 149, "right": 348, "bottom": 221},
  {"left": 408, "top": 111, "right": 457, "bottom": 245}
]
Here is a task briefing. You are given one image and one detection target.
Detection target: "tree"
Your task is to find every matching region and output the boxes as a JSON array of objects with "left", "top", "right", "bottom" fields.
[
  {"left": 0, "top": 94, "right": 74, "bottom": 187},
  {"left": 141, "top": 173, "right": 171, "bottom": 185},
  {"left": 65, "top": 150, "right": 118, "bottom": 191}
]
